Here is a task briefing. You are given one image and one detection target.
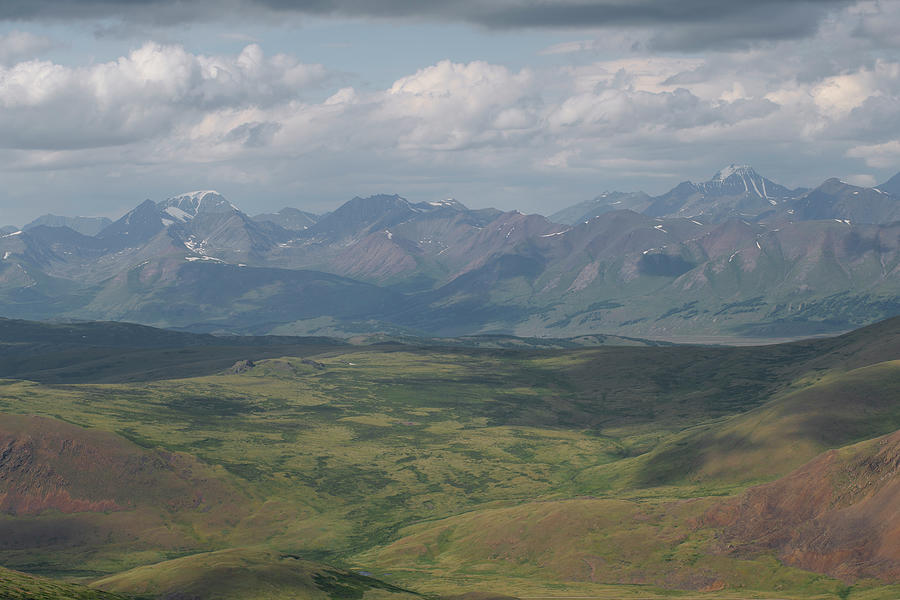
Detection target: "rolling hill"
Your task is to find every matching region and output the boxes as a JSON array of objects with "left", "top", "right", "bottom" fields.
[{"left": 0, "top": 317, "right": 897, "bottom": 598}]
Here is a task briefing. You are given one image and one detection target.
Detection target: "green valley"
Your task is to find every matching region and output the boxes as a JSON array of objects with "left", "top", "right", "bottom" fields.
[{"left": 0, "top": 317, "right": 899, "bottom": 598}]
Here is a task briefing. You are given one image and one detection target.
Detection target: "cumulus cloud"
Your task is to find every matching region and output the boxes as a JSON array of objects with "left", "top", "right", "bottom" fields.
[
  {"left": 1, "top": 1, "right": 900, "bottom": 222},
  {"left": 0, "top": 42, "right": 326, "bottom": 150},
  {"left": 1, "top": 33, "right": 898, "bottom": 180}
]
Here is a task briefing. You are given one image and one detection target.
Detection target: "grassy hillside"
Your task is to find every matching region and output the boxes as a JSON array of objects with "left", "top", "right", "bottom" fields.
[
  {"left": 358, "top": 496, "right": 858, "bottom": 598},
  {"left": 92, "top": 547, "right": 423, "bottom": 600},
  {"left": 704, "top": 429, "right": 900, "bottom": 581},
  {"left": 0, "top": 317, "right": 898, "bottom": 598},
  {"left": 618, "top": 359, "right": 900, "bottom": 490},
  {"left": 0, "top": 565, "right": 127, "bottom": 600}
]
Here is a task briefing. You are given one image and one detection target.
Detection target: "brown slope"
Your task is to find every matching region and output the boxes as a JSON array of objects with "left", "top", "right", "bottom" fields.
[
  {"left": 703, "top": 428, "right": 900, "bottom": 581},
  {"left": 0, "top": 414, "right": 246, "bottom": 516},
  {"left": 0, "top": 413, "right": 252, "bottom": 573}
]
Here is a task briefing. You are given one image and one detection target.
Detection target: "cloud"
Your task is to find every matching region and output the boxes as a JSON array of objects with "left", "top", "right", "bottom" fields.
[
  {"left": 844, "top": 173, "right": 877, "bottom": 186},
  {"left": 2, "top": 2, "right": 900, "bottom": 222},
  {"left": 851, "top": 0, "right": 900, "bottom": 47},
  {"left": 0, "top": 42, "right": 326, "bottom": 150},
  {"left": 0, "top": 30, "right": 53, "bottom": 65},
  {"left": 0, "top": 0, "right": 854, "bottom": 49},
  {"left": 847, "top": 141, "right": 900, "bottom": 168}
]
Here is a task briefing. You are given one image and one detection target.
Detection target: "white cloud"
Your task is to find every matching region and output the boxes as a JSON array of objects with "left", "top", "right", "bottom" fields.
[
  {"left": 844, "top": 173, "right": 877, "bottom": 186},
  {"left": 0, "top": 30, "right": 53, "bottom": 65},
  {"left": 847, "top": 140, "right": 900, "bottom": 168},
  {"left": 0, "top": 42, "right": 326, "bottom": 150},
  {"left": 2, "top": 2, "right": 900, "bottom": 222}
]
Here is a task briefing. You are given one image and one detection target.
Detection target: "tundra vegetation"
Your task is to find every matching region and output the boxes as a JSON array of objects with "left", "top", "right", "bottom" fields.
[{"left": 0, "top": 317, "right": 898, "bottom": 599}]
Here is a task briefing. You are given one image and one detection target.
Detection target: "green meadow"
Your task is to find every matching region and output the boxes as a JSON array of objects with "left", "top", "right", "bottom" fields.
[{"left": 0, "top": 318, "right": 899, "bottom": 599}]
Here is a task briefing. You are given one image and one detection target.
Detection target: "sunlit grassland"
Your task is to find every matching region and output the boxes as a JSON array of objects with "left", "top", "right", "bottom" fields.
[
  {"left": 0, "top": 565, "right": 129, "bottom": 600},
  {"left": 1, "top": 336, "right": 898, "bottom": 598},
  {"left": 0, "top": 349, "right": 645, "bottom": 568}
]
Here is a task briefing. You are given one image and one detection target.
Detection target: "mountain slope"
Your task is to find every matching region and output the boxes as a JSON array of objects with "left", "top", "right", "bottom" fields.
[
  {"left": 0, "top": 565, "right": 127, "bottom": 600},
  {"left": 644, "top": 165, "right": 798, "bottom": 221},
  {"left": 630, "top": 359, "right": 900, "bottom": 488},
  {"left": 4, "top": 179, "right": 900, "bottom": 339},
  {"left": 878, "top": 171, "right": 900, "bottom": 196},
  {"left": 704, "top": 428, "right": 900, "bottom": 581},
  {"left": 23, "top": 215, "right": 112, "bottom": 237},
  {"left": 93, "top": 548, "right": 423, "bottom": 600},
  {"left": 778, "top": 178, "right": 900, "bottom": 224},
  {"left": 0, "top": 413, "right": 247, "bottom": 518},
  {"left": 253, "top": 207, "right": 319, "bottom": 231},
  {"left": 549, "top": 191, "right": 652, "bottom": 224},
  {"left": 80, "top": 260, "right": 406, "bottom": 334}
]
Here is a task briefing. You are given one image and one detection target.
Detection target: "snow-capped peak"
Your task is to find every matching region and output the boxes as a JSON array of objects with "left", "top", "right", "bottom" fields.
[
  {"left": 701, "top": 164, "right": 778, "bottom": 199},
  {"left": 159, "top": 190, "right": 240, "bottom": 218},
  {"left": 713, "top": 164, "right": 756, "bottom": 181}
]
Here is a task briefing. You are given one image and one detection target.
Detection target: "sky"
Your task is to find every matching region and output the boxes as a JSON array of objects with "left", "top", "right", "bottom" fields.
[{"left": 0, "top": 0, "right": 899, "bottom": 225}]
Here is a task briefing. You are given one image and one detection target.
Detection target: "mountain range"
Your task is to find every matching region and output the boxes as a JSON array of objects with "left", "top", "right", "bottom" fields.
[{"left": 2, "top": 166, "right": 899, "bottom": 340}]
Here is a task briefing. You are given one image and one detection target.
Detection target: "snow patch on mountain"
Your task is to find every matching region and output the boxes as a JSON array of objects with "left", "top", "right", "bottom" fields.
[
  {"left": 161, "top": 190, "right": 239, "bottom": 217},
  {"left": 713, "top": 164, "right": 754, "bottom": 181},
  {"left": 164, "top": 206, "right": 193, "bottom": 222}
]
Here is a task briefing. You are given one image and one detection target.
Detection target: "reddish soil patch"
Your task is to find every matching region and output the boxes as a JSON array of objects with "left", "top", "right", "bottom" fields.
[{"left": 703, "top": 428, "right": 900, "bottom": 581}]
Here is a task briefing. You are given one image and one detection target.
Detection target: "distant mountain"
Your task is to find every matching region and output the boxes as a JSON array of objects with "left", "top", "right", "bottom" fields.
[
  {"left": 95, "top": 191, "right": 292, "bottom": 262},
  {"left": 3, "top": 176, "right": 900, "bottom": 340},
  {"left": 549, "top": 191, "right": 652, "bottom": 225},
  {"left": 644, "top": 164, "right": 798, "bottom": 221},
  {"left": 23, "top": 214, "right": 112, "bottom": 236},
  {"left": 78, "top": 261, "right": 406, "bottom": 335},
  {"left": 777, "top": 178, "right": 900, "bottom": 224},
  {"left": 265, "top": 194, "right": 536, "bottom": 290},
  {"left": 252, "top": 207, "right": 319, "bottom": 231},
  {"left": 308, "top": 194, "right": 426, "bottom": 242},
  {"left": 878, "top": 171, "right": 900, "bottom": 196},
  {"left": 0, "top": 226, "right": 17, "bottom": 235},
  {"left": 394, "top": 208, "right": 900, "bottom": 338},
  {"left": 552, "top": 165, "right": 803, "bottom": 226},
  {"left": 555, "top": 165, "right": 900, "bottom": 230},
  {"left": 96, "top": 199, "right": 167, "bottom": 248}
]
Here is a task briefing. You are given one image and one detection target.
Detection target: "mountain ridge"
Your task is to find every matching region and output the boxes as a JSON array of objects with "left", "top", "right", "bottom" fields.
[{"left": 2, "top": 167, "right": 900, "bottom": 340}]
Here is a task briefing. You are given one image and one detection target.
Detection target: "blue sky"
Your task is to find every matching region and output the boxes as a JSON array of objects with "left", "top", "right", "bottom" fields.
[{"left": 0, "top": 0, "right": 899, "bottom": 224}]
